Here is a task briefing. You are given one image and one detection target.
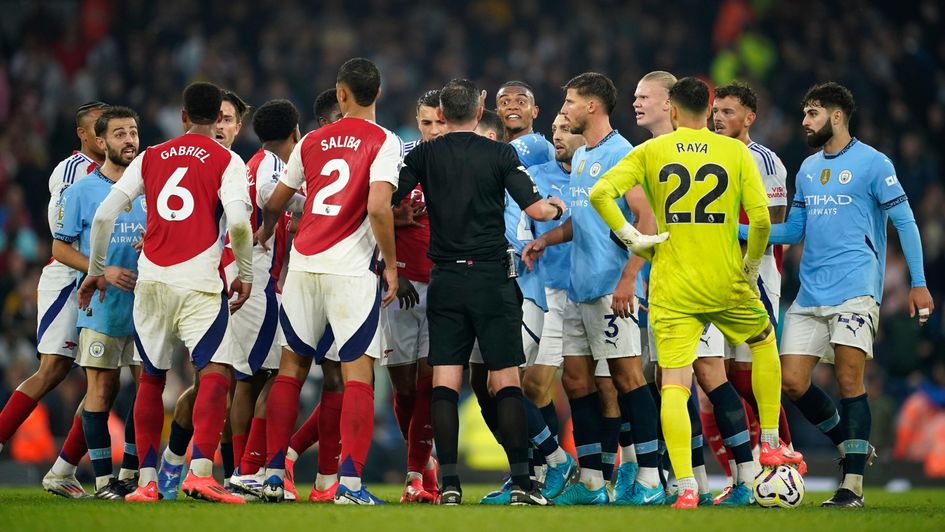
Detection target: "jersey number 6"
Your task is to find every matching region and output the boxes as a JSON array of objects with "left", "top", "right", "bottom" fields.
[
  {"left": 659, "top": 163, "right": 729, "bottom": 224},
  {"left": 157, "top": 167, "right": 194, "bottom": 222}
]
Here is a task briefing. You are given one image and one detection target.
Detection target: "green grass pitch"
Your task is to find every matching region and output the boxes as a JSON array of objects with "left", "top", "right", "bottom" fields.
[{"left": 1, "top": 485, "right": 944, "bottom": 532}]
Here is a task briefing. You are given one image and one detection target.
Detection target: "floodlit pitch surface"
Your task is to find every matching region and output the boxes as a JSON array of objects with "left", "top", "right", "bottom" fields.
[{"left": 1, "top": 486, "right": 943, "bottom": 532}]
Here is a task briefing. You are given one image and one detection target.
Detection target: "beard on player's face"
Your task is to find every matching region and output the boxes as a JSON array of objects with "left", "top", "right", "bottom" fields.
[
  {"left": 568, "top": 115, "right": 587, "bottom": 135},
  {"left": 106, "top": 142, "right": 137, "bottom": 167},
  {"left": 806, "top": 119, "right": 833, "bottom": 148}
]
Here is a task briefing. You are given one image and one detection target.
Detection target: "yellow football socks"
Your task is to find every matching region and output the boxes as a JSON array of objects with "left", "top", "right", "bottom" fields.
[
  {"left": 748, "top": 329, "right": 781, "bottom": 432},
  {"left": 660, "top": 384, "right": 693, "bottom": 481}
]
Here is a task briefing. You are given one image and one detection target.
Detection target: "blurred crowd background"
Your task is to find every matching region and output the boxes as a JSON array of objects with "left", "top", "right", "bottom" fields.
[{"left": 1, "top": 0, "right": 944, "bottom": 482}]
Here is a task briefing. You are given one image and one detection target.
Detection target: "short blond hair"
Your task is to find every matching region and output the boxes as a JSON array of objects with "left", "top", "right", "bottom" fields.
[{"left": 639, "top": 71, "right": 677, "bottom": 93}]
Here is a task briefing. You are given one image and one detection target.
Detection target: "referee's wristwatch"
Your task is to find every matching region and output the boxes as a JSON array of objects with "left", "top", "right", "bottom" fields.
[{"left": 550, "top": 200, "right": 563, "bottom": 221}]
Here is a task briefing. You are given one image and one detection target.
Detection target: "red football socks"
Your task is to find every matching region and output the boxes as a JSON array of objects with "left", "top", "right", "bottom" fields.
[
  {"left": 135, "top": 373, "right": 167, "bottom": 469},
  {"left": 240, "top": 417, "right": 267, "bottom": 475},
  {"left": 0, "top": 390, "right": 39, "bottom": 444},
  {"left": 265, "top": 376, "right": 302, "bottom": 469},
  {"left": 338, "top": 381, "right": 374, "bottom": 478},
  {"left": 407, "top": 375, "right": 433, "bottom": 474},
  {"left": 191, "top": 372, "right": 229, "bottom": 461},
  {"left": 318, "top": 391, "right": 343, "bottom": 475}
]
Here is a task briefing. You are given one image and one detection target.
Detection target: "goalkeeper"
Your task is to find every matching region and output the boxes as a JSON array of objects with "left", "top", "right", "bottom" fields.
[{"left": 588, "top": 77, "right": 802, "bottom": 509}]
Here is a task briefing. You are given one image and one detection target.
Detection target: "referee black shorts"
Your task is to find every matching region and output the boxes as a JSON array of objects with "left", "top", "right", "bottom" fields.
[{"left": 426, "top": 260, "right": 525, "bottom": 371}]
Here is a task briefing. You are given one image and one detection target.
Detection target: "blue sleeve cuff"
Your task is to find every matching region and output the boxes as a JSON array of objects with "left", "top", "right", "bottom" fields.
[{"left": 887, "top": 200, "right": 926, "bottom": 287}]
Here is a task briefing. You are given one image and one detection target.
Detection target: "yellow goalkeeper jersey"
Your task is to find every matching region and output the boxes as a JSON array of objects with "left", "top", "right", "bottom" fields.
[{"left": 590, "top": 126, "right": 769, "bottom": 313}]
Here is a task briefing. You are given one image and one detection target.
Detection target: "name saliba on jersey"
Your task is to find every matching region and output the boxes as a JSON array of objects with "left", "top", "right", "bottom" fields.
[{"left": 321, "top": 136, "right": 361, "bottom": 151}]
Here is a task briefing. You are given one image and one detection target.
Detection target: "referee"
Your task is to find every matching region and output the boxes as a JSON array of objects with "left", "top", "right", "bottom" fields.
[{"left": 395, "top": 79, "right": 565, "bottom": 506}]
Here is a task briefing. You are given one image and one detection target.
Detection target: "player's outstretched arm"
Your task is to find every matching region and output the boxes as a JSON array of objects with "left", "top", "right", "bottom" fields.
[
  {"left": 522, "top": 218, "right": 572, "bottom": 271},
  {"left": 590, "top": 180, "right": 668, "bottom": 255},
  {"left": 738, "top": 204, "right": 805, "bottom": 246},
  {"left": 887, "top": 199, "right": 934, "bottom": 324},
  {"left": 258, "top": 179, "right": 306, "bottom": 214},
  {"left": 81, "top": 187, "right": 133, "bottom": 307},
  {"left": 368, "top": 181, "right": 398, "bottom": 308},
  {"left": 591, "top": 150, "right": 668, "bottom": 253},
  {"left": 524, "top": 196, "right": 567, "bottom": 222},
  {"left": 257, "top": 181, "right": 297, "bottom": 251}
]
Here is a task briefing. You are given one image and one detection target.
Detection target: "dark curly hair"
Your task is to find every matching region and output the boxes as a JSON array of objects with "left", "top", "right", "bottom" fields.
[{"left": 802, "top": 82, "right": 856, "bottom": 123}]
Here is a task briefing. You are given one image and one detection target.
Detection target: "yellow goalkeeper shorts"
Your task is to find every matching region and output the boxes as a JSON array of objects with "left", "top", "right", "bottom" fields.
[{"left": 649, "top": 298, "right": 770, "bottom": 369}]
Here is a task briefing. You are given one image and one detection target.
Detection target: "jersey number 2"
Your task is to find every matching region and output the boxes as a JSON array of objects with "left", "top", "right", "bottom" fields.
[
  {"left": 659, "top": 163, "right": 728, "bottom": 224},
  {"left": 311, "top": 159, "right": 350, "bottom": 216}
]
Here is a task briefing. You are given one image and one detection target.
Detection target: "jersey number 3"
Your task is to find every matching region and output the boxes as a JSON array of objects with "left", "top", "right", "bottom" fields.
[
  {"left": 659, "top": 163, "right": 728, "bottom": 224},
  {"left": 311, "top": 159, "right": 350, "bottom": 216}
]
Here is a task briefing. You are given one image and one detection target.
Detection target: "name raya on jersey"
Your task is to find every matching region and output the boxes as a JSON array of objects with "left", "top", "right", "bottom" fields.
[
  {"left": 600, "top": 127, "right": 767, "bottom": 312},
  {"left": 791, "top": 138, "right": 906, "bottom": 307},
  {"left": 282, "top": 117, "right": 401, "bottom": 275},
  {"left": 221, "top": 148, "right": 289, "bottom": 290},
  {"left": 530, "top": 161, "right": 572, "bottom": 290},
  {"left": 54, "top": 169, "right": 146, "bottom": 337},
  {"left": 113, "top": 132, "right": 251, "bottom": 293},
  {"left": 568, "top": 131, "right": 633, "bottom": 303}
]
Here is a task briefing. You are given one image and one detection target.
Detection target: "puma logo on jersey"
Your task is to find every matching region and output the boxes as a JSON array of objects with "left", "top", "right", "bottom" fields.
[
  {"left": 321, "top": 136, "right": 362, "bottom": 151},
  {"left": 160, "top": 145, "right": 211, "bottom": 163},
  {"left": 675, "top": 142, "right": 708, "bottom": 154}
]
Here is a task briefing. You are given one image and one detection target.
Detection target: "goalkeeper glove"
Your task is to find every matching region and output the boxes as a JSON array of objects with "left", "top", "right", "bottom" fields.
[
  {"left": 615, "top": 223, "right": 669, "bottom": 257},
  {"left": 742, "top": 255, "right": 762, "bottom": 296}
]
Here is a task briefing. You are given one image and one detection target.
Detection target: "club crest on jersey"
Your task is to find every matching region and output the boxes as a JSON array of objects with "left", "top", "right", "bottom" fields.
[
  {"left": 820, "top": 168, "right": 831, "bottom": 185},
  {"left": 838, "top": 170, "right": 852, "bottom": 184},
  {"left": 140, "top": 198, "right": 147, "bottom": 213},
  {"left": 589, "top": 162, "right": 602, "bottom": 177},
  {"left": 89, "top": 341, "right": 105, "bottom": 358}
]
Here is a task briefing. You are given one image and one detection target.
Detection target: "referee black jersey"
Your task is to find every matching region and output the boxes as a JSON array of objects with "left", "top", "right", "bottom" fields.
[{"left": 395, "top": 131, "right": 542, "bottom": 263}]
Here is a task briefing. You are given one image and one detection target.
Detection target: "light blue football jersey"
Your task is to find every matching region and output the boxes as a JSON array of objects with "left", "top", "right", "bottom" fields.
[
  {"left": 510, "top": 132, "right": 555, "bottom": 169},
  {"left": 506, "top": 133, "right": 554, "bottom": 310},
  {"left": 54, "top": 169, "right": 146, "bottom": 337},
  {"left": 568, "top": 130, "right": 634, "bottom": 302},
  {"left": 504, "top": 190, "right": 547, "bottom": 310},
  {"left": 531, "top": 160, "right": 572, "bottom": 290},
  {"left": 788, "top": 138, "right": 907, "bottom": 307}
]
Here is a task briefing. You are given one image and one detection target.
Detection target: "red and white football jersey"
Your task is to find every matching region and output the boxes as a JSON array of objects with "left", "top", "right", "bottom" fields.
[
  {"left": 220, "top": 148, "right": 289, "bottom": 291},
  {"left": 281, "top": 117, "right": 401, "bottom": 275},
  {"left": 40, "top": 151, "right": 100, "bottom": 290},
  {"left": 395, "top": 186, "right": 432, "bottom": 283},
  {"left": 115, "top": 132, "right": 250, "bottom": 293},
  {"left": 739, "top": 141, "right": 787, "bottom": 290}
]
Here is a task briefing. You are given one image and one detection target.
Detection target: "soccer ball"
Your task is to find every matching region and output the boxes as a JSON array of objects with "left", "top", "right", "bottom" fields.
[{"left": 753, "top": 465, "right": 805, "bottom": 508}]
